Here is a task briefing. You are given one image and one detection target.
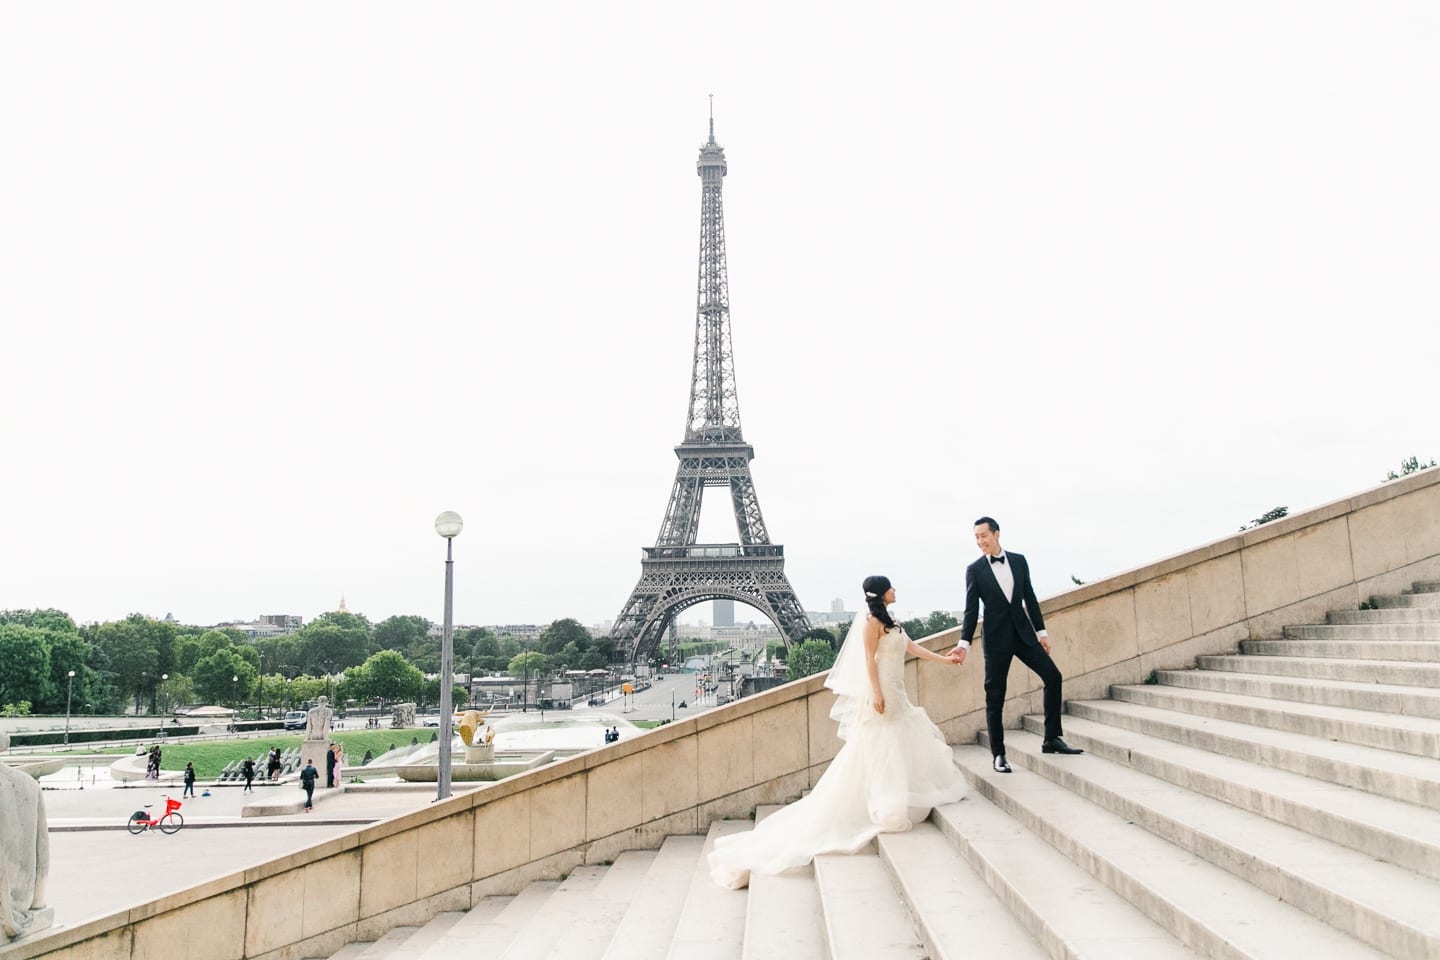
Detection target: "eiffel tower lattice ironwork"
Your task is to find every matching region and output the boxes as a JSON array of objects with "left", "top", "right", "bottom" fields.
[{"left": 611, "top": 116, "right": 811, "bottom": 663}]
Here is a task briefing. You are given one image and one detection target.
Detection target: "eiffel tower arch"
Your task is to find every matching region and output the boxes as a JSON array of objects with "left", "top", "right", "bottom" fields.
[{"left": 611, "top": 113, "right": 811, "bottom": 664}]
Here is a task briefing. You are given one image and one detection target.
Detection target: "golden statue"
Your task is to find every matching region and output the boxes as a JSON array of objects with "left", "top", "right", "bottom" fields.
[{"left": 458, "top": 710, "right": 486, "bottom": 746}]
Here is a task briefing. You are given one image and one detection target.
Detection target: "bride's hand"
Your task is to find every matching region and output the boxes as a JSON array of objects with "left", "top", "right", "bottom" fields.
[{"left": 873, "top": 692, "right": 885, "bottom": 715}]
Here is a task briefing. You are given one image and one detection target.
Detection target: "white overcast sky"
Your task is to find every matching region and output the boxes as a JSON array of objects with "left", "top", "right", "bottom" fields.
[{"left": 2, "top": 2, "right": 1436, "bottom": 630}]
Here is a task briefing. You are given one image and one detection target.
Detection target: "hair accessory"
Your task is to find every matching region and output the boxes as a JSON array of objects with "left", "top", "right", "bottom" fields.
[{"left": 864, "top": 591, "right": 877, "bottom": 598}]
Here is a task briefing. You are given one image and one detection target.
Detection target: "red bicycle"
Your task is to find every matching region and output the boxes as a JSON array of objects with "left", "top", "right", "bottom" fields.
[{"left": 127, "top": 796, "right": 184, "bottom": 835}]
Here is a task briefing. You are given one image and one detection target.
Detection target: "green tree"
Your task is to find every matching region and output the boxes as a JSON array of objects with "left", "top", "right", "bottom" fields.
[
  {"left": 92, "top": 614, "right": 173, "bottom": 713},
  {"left": 374, "top": 614, "right": 432, "bottom": 651},
  {"left": 786, "top": 638, "right": 838, "bottom": 681},
  {"left": 296, "top": 621, "right": 371, "bottom": 674},
  {"left": 0, "top": 624, "right": 53, "bottom": 708},
  {"left": 351, "top": 650, "right": 424, "bottom": 705},
  {"left": 799, "top": 627, "right": 840, "bottom": 649},
  {"left": 578, "top": 649, "right": 607, "bottom": 671},
  {"left": 923, "top": 610, "right": 959, "bottom": 637},
  {"left": 538, "top": 618, "right": 591, "bottom": 655},
  {"left": 899, "top": 618, "right": 926, "bottom": 639},
  {"left": 508, "top": 651, "right": 550, "bottom": 677},
  {"left": 192, "top": 648, "right": 257, "bottom": 706}
]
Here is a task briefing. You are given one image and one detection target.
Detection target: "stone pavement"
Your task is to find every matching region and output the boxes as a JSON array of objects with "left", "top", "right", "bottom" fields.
[{"left": 43, "top": 780, "right": 445, "bottom": 930}]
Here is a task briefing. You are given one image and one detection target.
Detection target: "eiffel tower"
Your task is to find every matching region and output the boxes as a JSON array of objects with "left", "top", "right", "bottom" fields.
[{"left": 610, "top": 114, "right": 811, "bottom": 663}]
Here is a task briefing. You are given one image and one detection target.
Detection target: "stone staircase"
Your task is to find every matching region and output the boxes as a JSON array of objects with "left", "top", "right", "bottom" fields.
[{"left": 313, "top": 581, "right": 1440, "bottom": 959}]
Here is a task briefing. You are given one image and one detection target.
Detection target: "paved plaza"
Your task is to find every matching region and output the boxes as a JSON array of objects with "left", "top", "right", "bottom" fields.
[{"left": 21, "top": 671, "right": 734, "bottom": 931}]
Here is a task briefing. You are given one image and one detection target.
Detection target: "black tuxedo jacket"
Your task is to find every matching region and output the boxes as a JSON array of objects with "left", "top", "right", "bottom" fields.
[{"left": 961, "top": 552, "right": 1046, "bottom": 650}]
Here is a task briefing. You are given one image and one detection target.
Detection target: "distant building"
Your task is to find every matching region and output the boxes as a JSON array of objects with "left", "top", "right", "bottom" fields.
[
  {"left": 259, "top": 614, "right": 303, "bottom": 630},
  {"left": 714, "top": 599, "right": 735, "bottom": 627}
]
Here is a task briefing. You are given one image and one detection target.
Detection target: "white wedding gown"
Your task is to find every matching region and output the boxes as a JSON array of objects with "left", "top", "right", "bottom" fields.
[{"left": 708, "top": 628, "right": 967, "bottom": 889}]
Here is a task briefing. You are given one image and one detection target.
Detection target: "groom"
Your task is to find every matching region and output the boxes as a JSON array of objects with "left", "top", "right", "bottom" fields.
[{"left": 950, "top": 516, "right": 1081, "bottom": 773}]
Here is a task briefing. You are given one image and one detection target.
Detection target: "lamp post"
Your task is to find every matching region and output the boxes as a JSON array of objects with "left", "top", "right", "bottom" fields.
[
  {"left": 64, "top": 670, "right": 76, "bottom": 746},
  {"left": 434, "top": 510, "right": 463, "bottom": 802},
  {"left": 232, "top": 674, "right": 238, "bottom": 732},
  {"left": 160, "top": 673, "right": 168, "bottom": 718}
]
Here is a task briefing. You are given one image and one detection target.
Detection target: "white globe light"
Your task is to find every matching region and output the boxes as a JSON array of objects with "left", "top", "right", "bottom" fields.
[{"left": 435, "top": 511, "right": 464, "bottom": 538}]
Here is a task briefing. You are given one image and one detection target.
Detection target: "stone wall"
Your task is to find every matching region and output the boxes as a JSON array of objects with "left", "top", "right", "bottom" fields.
[{"left": 6, "top": 468, "right": 1438, "bottom": 960}]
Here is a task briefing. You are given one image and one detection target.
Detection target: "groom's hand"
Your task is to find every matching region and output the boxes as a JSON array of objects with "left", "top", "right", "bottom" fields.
[
  {"left": 949, "top": 646, "right": 967, "bottom": 665},
  {"left": 1039, "top": 636, "right": 1052, "bottom": 654}
]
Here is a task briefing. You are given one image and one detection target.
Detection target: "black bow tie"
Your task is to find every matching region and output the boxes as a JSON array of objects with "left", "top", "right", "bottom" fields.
[{"left": 990, "top": 555, "right": 1006, "bottom": 565}]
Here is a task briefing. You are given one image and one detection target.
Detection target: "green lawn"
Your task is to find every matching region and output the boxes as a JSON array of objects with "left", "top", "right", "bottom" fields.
[{"left": 88, "top": 729, "right": 438, "bottom": 779}]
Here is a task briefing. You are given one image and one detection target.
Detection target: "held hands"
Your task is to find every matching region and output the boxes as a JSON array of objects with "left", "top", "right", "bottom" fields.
[{"left": 948, "top": 646, "right": 967, "bottom": 665}]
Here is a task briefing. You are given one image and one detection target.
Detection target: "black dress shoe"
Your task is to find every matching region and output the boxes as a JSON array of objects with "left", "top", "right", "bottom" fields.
[
  {"left": 1041, "top": 737, "right": 1083, "bottom": 755},
  {"left": 992, "top": 754, "right": 1013, "bottom": 773}
]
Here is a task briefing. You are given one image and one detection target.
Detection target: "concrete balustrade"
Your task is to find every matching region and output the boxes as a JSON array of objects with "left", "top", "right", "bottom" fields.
[{"left": 5, "top": 468, "right": 1439, "bottom": 960}]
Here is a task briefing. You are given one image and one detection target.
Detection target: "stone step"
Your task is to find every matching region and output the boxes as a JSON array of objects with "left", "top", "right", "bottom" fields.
[
  {"left": 1066, "top": 698, "right": 1440, "bottom": 810},
  {"left": 1285, "top": 623, "right": 1440, "bottom": 640},
  {"left": 1111, "top": 682, "right": 1440, "bottom": 759},
  {"left": 1374, "top": 593, "right": 1440, "bottom": 609},
  {"left": 952, "top": 745, "right": 1391, "bottom": 960},
  {"left": 497, "top": 865, "right": 609, "bottom": 960},
  {"left": 415, "top": 887, "right": 551, "bottom": 959},
  {"left": 1154, "top": 668, "right": 1440, "bottom": 718},
  {"left": 813, "top": 844, "right": 926, "bottom": 960},
  {"left": 600, "top": 834, "right": 707, "bottom": 960},
  {"left": 1241, "top": 638, "right": 1440, "bottom": 661},
  {"left": 877, "top": 818, "right": 1051, "bottom": 960},
  {"left": 742, "top": 806, "right": 825, "bottom": 960},
  {"left": 997, "top": 731, "right": 1440, "bottom": 959},
  {"left": 665, "top": 820, "right": 750, "bottom": 960},
  {"left": 924, "top": 794, "right": 1200, "bottom": 960},
  {"left": 369, "top": 912, "right": 463, "bottom": 957},
  {"left": 1409, "top": 581, "right": 1440, "bottom": 594},
  {"left": 1026, "top": 713, "right": 1440, "bottom": 880},
  {"left": 1196, "top": 653, "right": 1440, "bottom": 686},
  {"left": 542, "top": 850, "right": 657, "bottom": 960},
  {"left": 1327, "top": 607, "right": 1440, "bottom": 625}
]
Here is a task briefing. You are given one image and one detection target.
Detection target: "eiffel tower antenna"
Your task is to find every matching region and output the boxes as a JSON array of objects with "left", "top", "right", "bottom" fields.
[{"left": 610, "top": 111, "right": 811, "bottom": 663}]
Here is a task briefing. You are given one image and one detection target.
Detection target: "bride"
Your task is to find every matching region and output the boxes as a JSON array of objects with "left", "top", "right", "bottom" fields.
[{"left": 708, "top": 575, "right": 968, "bottom": 889}]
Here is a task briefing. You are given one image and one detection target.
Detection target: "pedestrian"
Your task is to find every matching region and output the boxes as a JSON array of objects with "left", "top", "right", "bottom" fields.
[
  {"left": 300, "top": 760, "right": 318, "bottom": 812},
  {"left": 267, "top": 747, "right": 281, "bottom": 782},
  {"left": 324, "top": 746, "right": 335, "bottom": 788},
  {"left": 241, "top": 756, "right": 256, "bottom": 792},
  {"left": 182, "top": 762, "right": 196, "bottom": 799},
  {"left": 331, "top": 743, "right": 343, "bottom": 787}
]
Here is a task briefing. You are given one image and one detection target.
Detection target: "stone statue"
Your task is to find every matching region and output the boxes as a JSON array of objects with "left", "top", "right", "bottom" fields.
[
  {"left": 391, "top": 702, "right": 416, "bottom": 729},
  {"left": 0, "top": 733, "right": 52, "bottom": 942},
  {"left": 305, "top": 696, "right": 334, "bottom": 741}
]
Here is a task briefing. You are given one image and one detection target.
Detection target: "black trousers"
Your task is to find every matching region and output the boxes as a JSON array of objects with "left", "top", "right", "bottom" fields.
[{"left": 983, "top": 632, "right": 1063, "bottom": 756}]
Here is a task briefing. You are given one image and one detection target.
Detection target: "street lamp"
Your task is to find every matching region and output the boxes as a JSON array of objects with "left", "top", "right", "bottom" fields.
[
  {"left": 434, "top": 510, "right": 463, "bottom": 802},
  {"left": 64, "top": 670, "right": 76, "bottom": 746},
  {"left": 232, "top": 674, "right": 239, "bottom": 732},
  {"left": 160, "top": 674, "right": 169, "bottom": 718}
]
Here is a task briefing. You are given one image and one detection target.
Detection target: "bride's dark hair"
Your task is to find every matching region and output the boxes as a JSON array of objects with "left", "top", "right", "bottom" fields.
[{"left": 862, "top": 575, "right": 897, "bottom": 630}]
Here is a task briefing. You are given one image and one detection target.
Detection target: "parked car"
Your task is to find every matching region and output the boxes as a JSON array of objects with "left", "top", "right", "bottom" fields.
[{"left": 282, "top": 711, "right": 307, "bottom": 731}]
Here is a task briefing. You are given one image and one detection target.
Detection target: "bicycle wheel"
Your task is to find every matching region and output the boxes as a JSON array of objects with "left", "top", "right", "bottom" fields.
[
  {"left": 159, "top": 812, "right": 184, "bottom": 835},
  {"left": 127, "top": 813, "right": 149, "bottom": 835}
]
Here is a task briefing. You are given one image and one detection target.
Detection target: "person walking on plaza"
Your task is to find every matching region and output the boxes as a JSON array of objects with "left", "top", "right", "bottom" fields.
[
  {"left": 300, "top": 760, "right": 319, "bottom": 812},
  {"left": 951, "top": 516, "right": 1082, "bottom": 774},
  {"left": 182, "top": 762, "right": 196, "bottom": 799},
  {"left": 240, "top": 756, "right": 256, "bottom": 792}
]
